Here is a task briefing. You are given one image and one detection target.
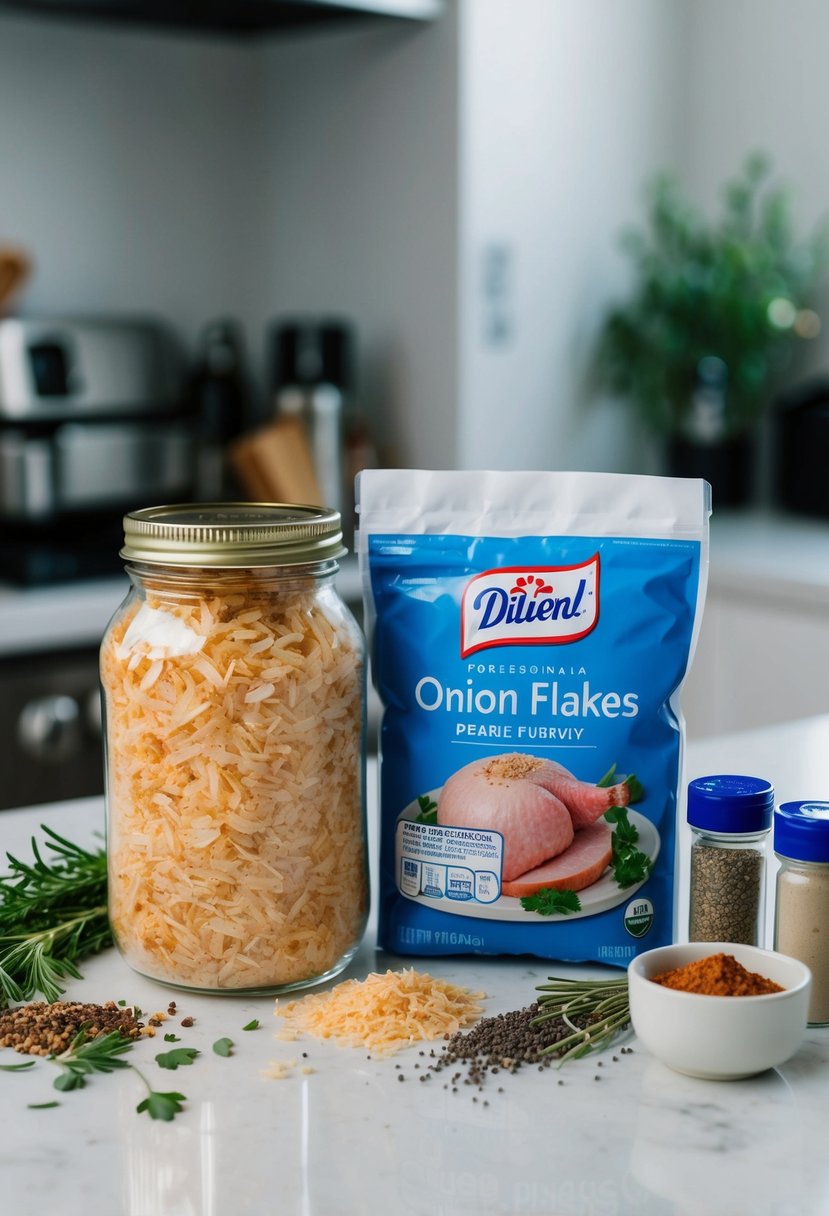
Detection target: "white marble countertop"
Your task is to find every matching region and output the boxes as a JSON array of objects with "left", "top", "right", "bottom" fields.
[{"left": 2, "top": 719, "right": 829, "bottom": 1216}]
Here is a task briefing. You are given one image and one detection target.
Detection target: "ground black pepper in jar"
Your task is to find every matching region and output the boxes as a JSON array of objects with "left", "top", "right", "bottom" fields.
[
  {"left": 100, "top": 503, "right": 368, "bottom": 995},
  {"left": 687, "top": 774, "right": 773, "bottom": 947}
]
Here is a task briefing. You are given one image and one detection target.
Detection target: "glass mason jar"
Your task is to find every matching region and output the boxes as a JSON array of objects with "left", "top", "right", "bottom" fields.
[
  {"left": 100, "top": 503, "right": 368, "bottom": 995},
  {"left": 774, "top": 800, "right": 829, "bottom": 1027},
  {"left": 687, "top": 774, "right": 773, "bottom": 947}
]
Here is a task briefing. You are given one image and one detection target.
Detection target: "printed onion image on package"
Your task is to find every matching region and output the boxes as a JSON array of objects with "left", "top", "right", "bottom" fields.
[{"left": 357, "top": 470, "right": 710, "bottom": 966}]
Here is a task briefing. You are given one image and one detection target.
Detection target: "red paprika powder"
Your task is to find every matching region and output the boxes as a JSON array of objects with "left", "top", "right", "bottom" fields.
[{"left": 651, "top": 952, "right": 783, "bottom": 996}]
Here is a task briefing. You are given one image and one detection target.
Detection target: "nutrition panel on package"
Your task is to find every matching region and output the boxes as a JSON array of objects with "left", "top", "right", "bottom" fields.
[{"left": 358, "top": 469, "right": 710, "bottom": 967}]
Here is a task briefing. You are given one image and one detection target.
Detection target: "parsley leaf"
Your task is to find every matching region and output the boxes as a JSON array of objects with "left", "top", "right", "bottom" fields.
[
  {"left": 414, "top": 794, "right": 438, "bottom": 825},
  {"left": 212, "top": 1037, "right": 234, "bottom": 1057},
  {"left": 614, "top": 851, "right": 653, "bottom": 887},
  {"left": 163, "top": 1033, "right": 181, "bottom": 1043},
  {"left": 136, "top": 1090, "right": 187, "bottom": 1122},
  {"left": 605, "top": 805, "right": 639, "bottom": 848},
  {"left": 155, "top": 1047, "right": 200, "bottom": 1070},
  {"left": 520, "top": 888, "right": 582, "bottom": 916},
  {"left": 242, "top": 1019, "right": 260, "bottom": 1032},
  {"left": 604, "top": 805, "right": 653, "bottom": 889}
]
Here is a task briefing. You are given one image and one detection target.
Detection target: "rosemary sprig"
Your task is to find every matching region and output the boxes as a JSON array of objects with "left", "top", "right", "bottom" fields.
[
  {"left": 0, "top": 827, "right": 111, "bottom": 1006},
  {"left": 50, "top": 1027, "right": 134, "bottom": 1091},
  {"left": 533, "top": 975, "right": 631, "bottom": 1062}
]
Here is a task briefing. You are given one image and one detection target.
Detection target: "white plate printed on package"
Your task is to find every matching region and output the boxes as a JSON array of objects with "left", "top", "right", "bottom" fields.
[{"left": 394, "top": 790, "right": 661, "bottom": 922}]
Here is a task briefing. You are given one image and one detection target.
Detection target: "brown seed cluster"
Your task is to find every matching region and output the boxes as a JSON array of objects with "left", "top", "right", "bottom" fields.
[{"left": 0, "top": 1001, "right": 143, "bottom": 1057}]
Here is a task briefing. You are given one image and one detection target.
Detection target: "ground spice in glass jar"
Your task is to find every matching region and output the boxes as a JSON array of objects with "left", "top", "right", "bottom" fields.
[
  {"left": 773, "top": 800, "right": 829, "bottom": 1026},
  {"left": 651, "top": 952, "right": 783, "bottom": 996},
  {"left": 687, "top": 775, "right": 773, "bottom": 946}
]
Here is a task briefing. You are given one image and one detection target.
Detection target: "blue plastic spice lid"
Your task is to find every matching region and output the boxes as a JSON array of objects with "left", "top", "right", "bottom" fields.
[
  {"left": 774, "top": 801, "right": 829, "bottom": 863},
  {"left": 687, "top": 774, "right": 775, "bottom": 834}
]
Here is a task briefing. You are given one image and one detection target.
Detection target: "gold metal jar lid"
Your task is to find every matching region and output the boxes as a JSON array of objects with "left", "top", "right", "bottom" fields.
[{"left": 120, "top": 503, "right": 346, "bottom": 568}]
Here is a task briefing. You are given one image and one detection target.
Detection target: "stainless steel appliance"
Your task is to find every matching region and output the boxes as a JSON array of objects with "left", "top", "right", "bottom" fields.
[
  {"left": 0, "top": 316, "right": 196, "bottom": 582},
  {"left": 0, "top": 315, "right": 193, "bottom": 518}
]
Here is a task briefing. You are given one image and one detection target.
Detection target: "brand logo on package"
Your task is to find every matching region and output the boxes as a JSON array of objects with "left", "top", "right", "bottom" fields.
[{"left": 460, "top": 556, "right": 600, "bottom": 657}]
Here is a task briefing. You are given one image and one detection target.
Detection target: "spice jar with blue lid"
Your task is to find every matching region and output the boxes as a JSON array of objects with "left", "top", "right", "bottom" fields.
[
  {"left": 687, "top": 774, "right": 774, "bottom": 947},
  {"left": 774, "top": 801, "right": 829, "bottom": 1026}
]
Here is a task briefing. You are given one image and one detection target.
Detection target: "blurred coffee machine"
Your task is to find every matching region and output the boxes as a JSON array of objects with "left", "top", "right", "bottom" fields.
[
  {"left": 0, "top": 316, "right": 195, "bottom": 583},
  {"left": 269, "top": 318, "right": 354, "bottom": 515}
]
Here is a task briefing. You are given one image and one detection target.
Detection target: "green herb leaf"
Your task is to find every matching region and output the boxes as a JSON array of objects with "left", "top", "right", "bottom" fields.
[
  {"left": 596, "top": 765, "right": 644, "bottom": 806},
  {"left": 414, "top": 794, "right": 438, "bottom": 825},
  {"left": 163, "top": 1033, "right": 181, "bottom": 1043},
  {"left": 520, "top": 888, "right": 582, "bottom": 916},
  {"left": 155, "top": 1047, "right": 200, "bottom": 1071},
  {"left": 28, "top": 1101, "right": 60, "bottom": 1109},
  {"left": 0, "top": 1059, "right": 36, "bottom": 1071},
  {"left": 614, "top": 851, "right": 653, "bottom": 888},
  {"left": 596, "top": 764, "right": 618, "bottom": 789},
  {"left": 606, "top": 806, "right": 639, "bottom": 848},
  {"left": 136, "top": 1090, "right": 187, "bottom": 1122},
  {"left": 49, "top": 1028, "right": 134, "bottom": 1091},
  {"left": 53, "top": 1071, "right": 85, "bottom": 1092},
  {"left": 212, "top": 1037, "right": 234, "bottom": 1057},
  {"left": 624, "top": 774, "right": 645, "bottom": 804},
  {"left": 242, "top": 1019, "right": 260, "bottom": 1032},
  {"left": 604, "top": 805, "right": 653, "bottom": 889}
]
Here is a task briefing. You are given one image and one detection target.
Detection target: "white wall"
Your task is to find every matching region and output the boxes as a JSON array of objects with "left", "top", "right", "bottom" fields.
[
  {"left": 0, "top": 14, "right": 264, "bottom": 350},
  {"left": 3, "top": 2, "right": 826, "bottom": 476},
  {"left": 0, "top": 10, "right": 459, "bottom": 464},
  {"left": 252, "top": 15, "right": 460, "bottom": 467},
  {"left": 456, "top": 0, "right": 685, "bottom": 473}
]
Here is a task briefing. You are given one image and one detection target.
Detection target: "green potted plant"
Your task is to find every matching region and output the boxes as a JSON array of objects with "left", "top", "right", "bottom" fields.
[{"left": 599, "top": 153, "right": 827, "bottom": 505}]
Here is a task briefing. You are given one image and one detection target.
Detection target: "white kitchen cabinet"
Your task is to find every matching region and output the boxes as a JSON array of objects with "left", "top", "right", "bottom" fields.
[{"left": 681, "top": 512, "right": 829, "bottom": 738}]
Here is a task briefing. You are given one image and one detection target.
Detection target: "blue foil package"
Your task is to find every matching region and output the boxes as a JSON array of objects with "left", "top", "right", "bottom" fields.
[{"left": 357, "top": 470, "right": 710, "bottom": 966}]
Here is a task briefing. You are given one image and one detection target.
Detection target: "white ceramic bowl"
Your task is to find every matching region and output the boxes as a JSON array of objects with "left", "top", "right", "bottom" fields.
[{"left": 628, "top": 942, "right": 811, "bottom": 1080}]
